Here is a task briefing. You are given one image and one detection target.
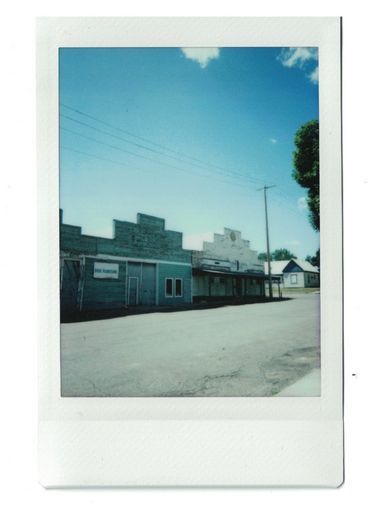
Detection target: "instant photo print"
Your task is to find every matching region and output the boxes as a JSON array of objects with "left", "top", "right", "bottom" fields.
[{"left": 37, "top": 17, "right": 343, "bottom": 487}]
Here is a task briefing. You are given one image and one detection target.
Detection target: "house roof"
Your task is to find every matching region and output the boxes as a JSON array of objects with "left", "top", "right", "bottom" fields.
[
  {"left": 292, "top": 260, "right": 319, "bottom": 273},
  {"left": 264, "top": 259, "right": 319, "bottom": 275}
]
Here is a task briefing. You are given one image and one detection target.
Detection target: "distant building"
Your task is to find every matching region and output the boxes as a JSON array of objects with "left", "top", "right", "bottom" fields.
[
  {"left": 192, "top": 228, "right": 266, "bottom": 301},
  {"left": 264, "top": 259, "right": 320, "bottom": 288},
  {"left": 60, "top": 211, "right": 192, "bottom": 318}
]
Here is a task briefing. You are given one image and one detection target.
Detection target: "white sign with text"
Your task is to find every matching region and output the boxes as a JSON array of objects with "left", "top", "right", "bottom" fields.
[{"left": 93, "top": 262, "right": 119, "bottom": 279}]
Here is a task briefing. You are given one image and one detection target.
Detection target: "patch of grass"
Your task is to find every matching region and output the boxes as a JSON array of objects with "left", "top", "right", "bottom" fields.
[{"left": 282, "top": 287, "right": 320, "bottom": 294}]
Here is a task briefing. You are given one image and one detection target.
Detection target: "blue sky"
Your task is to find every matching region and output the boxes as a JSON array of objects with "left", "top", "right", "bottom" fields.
[{"left": 59, "top": 47, "right": 319, "bottom": 258}]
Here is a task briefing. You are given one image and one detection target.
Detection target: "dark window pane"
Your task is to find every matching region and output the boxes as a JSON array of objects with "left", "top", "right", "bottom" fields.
[
  {"left": 166, "top": 278, "right": 173, "bottom": 296},
  {"left": 175, "top": 279, "right": 182, "bottom": 297}
]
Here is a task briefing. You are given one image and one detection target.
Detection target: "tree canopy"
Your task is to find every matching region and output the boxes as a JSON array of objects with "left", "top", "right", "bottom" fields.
[
  {"left": 305, "top": 248, "right": 320, "bottom": 268},
  {"left": 272, "top": 248, "right": 296, "bottom": 261},
  {"left": 293, "top": 120, "right": 320, "bottom": 231},
  {"left": 258, "top": 249, "right": 296, "bottom": 262}
]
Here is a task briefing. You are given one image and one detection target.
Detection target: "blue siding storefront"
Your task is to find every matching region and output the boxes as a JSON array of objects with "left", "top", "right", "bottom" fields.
[
  {"left": 157, "top": 263, "right": 192, "bottom": 305},
  {"left": 60, "top": 211, "right": 192, "bottom": 319}
]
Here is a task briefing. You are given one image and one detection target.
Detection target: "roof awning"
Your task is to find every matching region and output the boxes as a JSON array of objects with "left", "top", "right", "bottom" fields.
[{"left": 192, "top": 268, "right": 271, "bottom": 279}]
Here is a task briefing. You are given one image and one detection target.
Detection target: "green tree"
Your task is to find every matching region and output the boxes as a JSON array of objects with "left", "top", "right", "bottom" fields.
[
  {"left": 272, "top": 248, "right": 296, "bottom": 261},
  {"left": 258, "top": 249, "right": 296, "bottom": 261},
  {"left": 306, "top": 248, "right": 320, "bottom": 268},
  {"left": 293, "top": 120, "right": 319, "bottom": 231}
]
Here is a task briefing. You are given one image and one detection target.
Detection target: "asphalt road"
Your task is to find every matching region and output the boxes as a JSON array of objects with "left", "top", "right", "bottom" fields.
[{"left": 61, "top": 293, "right": 320, "bottom": 397}]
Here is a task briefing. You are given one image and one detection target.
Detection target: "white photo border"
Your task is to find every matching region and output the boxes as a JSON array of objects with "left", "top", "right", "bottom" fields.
[{"left": 37, "top": 17, "right": 343, "bottom": 487}]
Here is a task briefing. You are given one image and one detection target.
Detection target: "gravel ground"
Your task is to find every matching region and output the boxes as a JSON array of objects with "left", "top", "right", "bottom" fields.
[{"left": 61, "top": 293, "right": 320, "bottom": 397}]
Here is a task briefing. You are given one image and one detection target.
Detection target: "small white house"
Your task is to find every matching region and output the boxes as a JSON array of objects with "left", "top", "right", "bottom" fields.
[{"left": 264, "top": 259, "right": 320, "bottom": 288}]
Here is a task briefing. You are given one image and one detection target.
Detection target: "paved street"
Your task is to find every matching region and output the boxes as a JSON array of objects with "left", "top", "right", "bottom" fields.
[{"left": 61, "top": 293, "right": 320, "bottom": 397}]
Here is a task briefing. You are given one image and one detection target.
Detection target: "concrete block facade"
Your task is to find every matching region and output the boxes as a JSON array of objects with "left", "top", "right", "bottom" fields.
[{"left": 60, "top": 212, "right": 192, "bottom": 317}]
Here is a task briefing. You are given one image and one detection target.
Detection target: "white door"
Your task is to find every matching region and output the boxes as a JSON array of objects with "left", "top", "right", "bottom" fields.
[{"left": 128, "top": 277, "right": 139, "bottom": 306}]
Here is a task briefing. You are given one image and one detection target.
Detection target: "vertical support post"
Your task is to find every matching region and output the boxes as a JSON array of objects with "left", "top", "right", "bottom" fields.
[
  {"left": 78, "top": 256, "right": 85, "bottom": 311},
  {"left": 127, "top": 260, "right": 130, "bottom": 308},
  {"left": 258, "top": 184, "right": 276, "bottom": 300},
  {"left": 264, "top": 186, "right": 273, "bottom": 299}
]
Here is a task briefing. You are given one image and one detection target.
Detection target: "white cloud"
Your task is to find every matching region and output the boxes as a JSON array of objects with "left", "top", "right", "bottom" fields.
[
  {"left": 270, "top": 138, "right": 277, "bottom": 144},
  {"left": 309, "top": 66, "right": 319, "bottom": 84},
  {"left": 298, "top": 196, "right": 308, "bottom": 210},
  {"left": 278, "top": 47, "right": 318, "bottom": 68},
  {"left": 183, "top": 232, "right": 214, "bottom": 250},
  {"left": 181, "top": 48, "right": 220, "bottom": 68},
  {"left": 278, "top": 47, "right": 319, "bottom": 84}
]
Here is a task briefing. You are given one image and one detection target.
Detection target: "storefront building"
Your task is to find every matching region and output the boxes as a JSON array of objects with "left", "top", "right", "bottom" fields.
[
  {"left": 192, "top": 228, "right": 266, "bottom": 301},
  {"left": 60, "top": 211, "right": 192, "bottom": 319}
]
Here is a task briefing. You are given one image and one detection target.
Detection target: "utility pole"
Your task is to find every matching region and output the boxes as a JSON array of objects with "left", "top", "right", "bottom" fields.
[{"left": 257, "top": 185, "right": 276, "bottom": 299}]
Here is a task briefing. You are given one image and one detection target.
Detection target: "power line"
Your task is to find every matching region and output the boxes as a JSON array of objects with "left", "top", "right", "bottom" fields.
[
  {"left": 60, "top": 145, "right": 261, "bottom": 195},
  {"left": 60, "top": 125, "right": 277, "bottom": 196},
  {"left": 60, "top": 103, "right": 308, "bottom": 202},
  {"left": 60, "top": 103, "right": 268, "bottom": 185},
  {"left": 60, "top": 103, "right": 308, "bottom": 209},
  {"left": 60, "top": 105, "right": 307, "bottom": 220},
  {"left": 62, "top": 146, "right": 146, "bottom": 171},
  {"left": 61, "top": 128, "right": 306, "bottom": 221},
  {"left": 60, "top": 126, "right": 237, "bottom": 184},
  {"left": 61, "top": 113, "right": 203, "bottom": 167},
  {"left": 60, "top": 112, "right": 265, "bottom": 187}
]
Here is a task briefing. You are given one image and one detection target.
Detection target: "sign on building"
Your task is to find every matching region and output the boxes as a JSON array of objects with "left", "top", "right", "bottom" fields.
[{"left": 93, "top": 262, "right": 119, "bottom": 279}]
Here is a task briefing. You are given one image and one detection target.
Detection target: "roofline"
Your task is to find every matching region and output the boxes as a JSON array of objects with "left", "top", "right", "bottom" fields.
[{"left": 193, "top": 268, "right": 269, "bottom": 278}]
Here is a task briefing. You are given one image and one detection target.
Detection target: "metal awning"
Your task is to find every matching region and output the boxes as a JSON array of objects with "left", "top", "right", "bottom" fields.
[{"left": 192, "top": 268, "right": 269, "bottom": 279}]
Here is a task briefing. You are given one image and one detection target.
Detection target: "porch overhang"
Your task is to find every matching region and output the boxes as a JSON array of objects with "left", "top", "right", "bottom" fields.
[{"left": 192, "top": 268, "right": 271, "bottom": 280}]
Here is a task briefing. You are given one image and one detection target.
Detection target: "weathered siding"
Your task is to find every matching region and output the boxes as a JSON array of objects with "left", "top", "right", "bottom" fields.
[
  {"left": 127, "top": 262, "right": 157, "bottom": 306},
  {"left": 81, "top": 258, "right": 127, "bottom": 311},
  {"left": 157, "top": 263, "right": 192, "bottom": 305},
  {"left": 60, "top": 212, "right": 193, "bottom": 314},
  {"left": 283, "top": 272, "right": 304, "bottom": 288},
  {"left": 304, "top": 272, "right": 320, "bottom": 288},
  {"left": 60, "top": 259, "right": 81, "bottom": 313}
]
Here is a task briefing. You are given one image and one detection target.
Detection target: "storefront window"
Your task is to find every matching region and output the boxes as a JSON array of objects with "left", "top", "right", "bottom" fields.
[
  {"left": 175, "top": 278, "right": 183, "bottom": 297},
  {"left": 165, "top": 278, "right": 173, "bottom": 297}
]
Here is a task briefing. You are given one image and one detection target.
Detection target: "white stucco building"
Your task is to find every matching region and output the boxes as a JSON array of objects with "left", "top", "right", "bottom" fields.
[{"left": 192, "top": 228, "right": 266, "bottom": 301}]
